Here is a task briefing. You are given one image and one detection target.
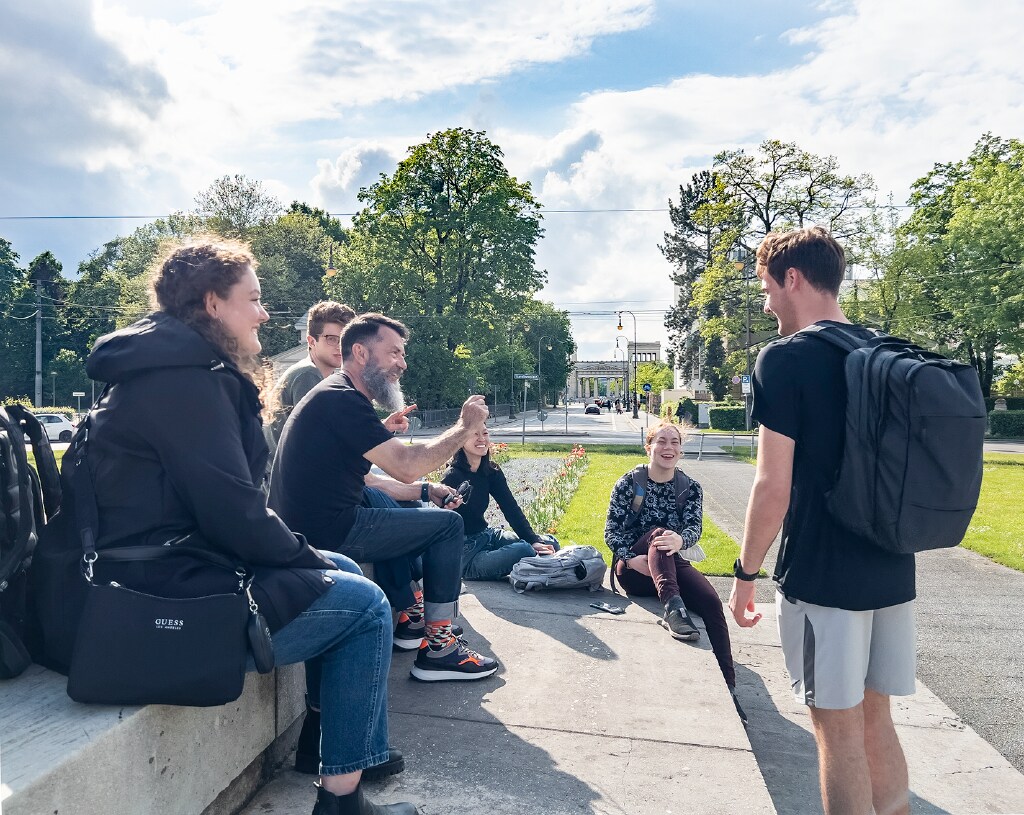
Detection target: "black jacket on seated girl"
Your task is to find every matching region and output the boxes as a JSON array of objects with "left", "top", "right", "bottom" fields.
[{"left": 31, "top": 312, "right": 333, "bottom": 673}]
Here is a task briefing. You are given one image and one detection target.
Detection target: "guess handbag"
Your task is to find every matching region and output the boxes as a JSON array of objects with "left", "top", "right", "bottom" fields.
[{"left": 65, "top": 421, "right": 274, "bottom": 708}]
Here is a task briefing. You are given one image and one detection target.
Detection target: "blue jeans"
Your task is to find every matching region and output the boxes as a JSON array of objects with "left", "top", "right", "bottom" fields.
[
  {"left": 337, "top": 505, "right": 464, "bottom": 622},
  {"left": 267, "top": 552, "right": 392, "bottom": 776},
  {"left": 462, "top": 529, "right": 560, "bottom": 581}
]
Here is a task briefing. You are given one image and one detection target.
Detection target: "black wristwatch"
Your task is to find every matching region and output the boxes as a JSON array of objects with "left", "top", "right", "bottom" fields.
[
  {"left": 420, "top": 482, "right": 430, "bottom": 502},
  {"left": 733, "top": 558, "right": 759, "bottom": 582}
]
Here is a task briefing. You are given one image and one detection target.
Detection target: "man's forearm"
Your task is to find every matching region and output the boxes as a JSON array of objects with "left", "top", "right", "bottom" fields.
[
  {"left": 739, "top": 476, "right": 789, "bottom": 573},
  {"left": 394, "top": 422, "right": 474, "bottom": 482},
  {"left": 365, "top": 471, "right": 421, "bottom": 501}
]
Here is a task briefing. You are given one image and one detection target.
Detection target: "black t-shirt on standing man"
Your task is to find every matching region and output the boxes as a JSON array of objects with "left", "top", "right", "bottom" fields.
[{"left": 751, "top": 320, "right": 915, "bottom": 611}]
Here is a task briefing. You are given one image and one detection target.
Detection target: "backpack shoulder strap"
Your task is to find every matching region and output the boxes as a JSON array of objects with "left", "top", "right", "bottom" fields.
[
  {"left": 7, "top": 405, "right": 61, "bottom": 519},
  {"left": 801, "top": 322, "right": 878, "bottom": 354},
  {"left": 672, "top": 470, "right": 692, "bottom": 514},
  {"left": 630, "top": 465, "right": 649, "bottom": 515}
]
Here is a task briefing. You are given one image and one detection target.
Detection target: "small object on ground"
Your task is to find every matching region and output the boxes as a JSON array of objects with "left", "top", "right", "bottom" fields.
[{"left": 589, "top": 601, "right": 626, "bottom": 615}]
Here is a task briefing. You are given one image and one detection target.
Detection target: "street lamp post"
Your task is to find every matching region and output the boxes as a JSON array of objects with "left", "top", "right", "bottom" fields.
[
  {"left": 617, "top": 311, "right": 639, "bottom": 418},
  {"left": 50, "top": 371, "right": 56, "bottom": 407},
  {"left": 615, "top": 335, "right": 630, "bottom": 407},
  {"left": 537, "top": 335, "right": 552, "bottom": 412},
  {"left": 613, "top": 346, "right": 627, "bottom": 407},
  {"left": 729, "top": 248, "right": 753, "bottom": 431}
]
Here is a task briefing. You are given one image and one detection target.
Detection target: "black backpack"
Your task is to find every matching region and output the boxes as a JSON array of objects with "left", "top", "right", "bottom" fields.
[
  {"left": 0, "top": 405, "right": 62, "bottom": 678},
  {"left": 805, "top": 323, "right": 986, "bottom": 555}
]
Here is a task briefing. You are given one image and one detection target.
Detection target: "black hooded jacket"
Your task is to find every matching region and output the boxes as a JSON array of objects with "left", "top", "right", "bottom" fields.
[{"left": 32, "top": 313, "right": 334, "bottom": 671}]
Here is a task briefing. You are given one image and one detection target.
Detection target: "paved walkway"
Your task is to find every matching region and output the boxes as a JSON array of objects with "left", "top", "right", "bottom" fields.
[{"left": 242, "top": 457, "right": 1024, "bottom": 815}]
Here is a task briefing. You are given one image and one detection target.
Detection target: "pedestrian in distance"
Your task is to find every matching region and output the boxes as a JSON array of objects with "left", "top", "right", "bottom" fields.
[
  {"left": 441, "top": 426, "right": 559, "bottom": 581},
  {"left": 32, "top": 238, "right": 415, "bottom": 815},
  {"left": 729, "top": 227, "right": 916, "bottom": 815},
  {"left": 606, "top": 421, "right": 745, "bottom": 722}
]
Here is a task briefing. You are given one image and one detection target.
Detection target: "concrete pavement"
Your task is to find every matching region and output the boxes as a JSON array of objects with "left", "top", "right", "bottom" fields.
[{"left": 240, "top": 455, "right": 1024, "bottom": 815}]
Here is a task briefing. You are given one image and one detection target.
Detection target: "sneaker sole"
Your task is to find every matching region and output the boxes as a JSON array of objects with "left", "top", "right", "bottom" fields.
[
  {"left": 392, "top": 637, "right": 424, "bottom": 652},
  {"left": 660, "top": 619, "right": 700, "bottom": 641},
  {"left": 409, "top": 664, "right": 499, "bottom": 682}
]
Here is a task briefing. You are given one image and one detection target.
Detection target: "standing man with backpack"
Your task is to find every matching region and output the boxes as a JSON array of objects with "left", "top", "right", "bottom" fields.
[{"left": 729, "top": 228, "right": 919, "bottom": 815}]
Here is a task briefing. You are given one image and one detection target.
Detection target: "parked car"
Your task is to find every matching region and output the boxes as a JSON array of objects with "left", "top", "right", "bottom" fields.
[
  {"left": 584, "top": 403, "right": 601, "bottom": 415},
  {"left": 34, "top": 412, "right": 75, "bottom": 442}
]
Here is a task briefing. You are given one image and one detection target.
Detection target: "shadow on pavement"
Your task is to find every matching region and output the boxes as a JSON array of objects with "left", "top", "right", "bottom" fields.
[
  {"left": 379, "top": 620, "right": 607, "bottom": 815},
  {"left": 737, "top": 664, "right": 952, "bottom": 815}
]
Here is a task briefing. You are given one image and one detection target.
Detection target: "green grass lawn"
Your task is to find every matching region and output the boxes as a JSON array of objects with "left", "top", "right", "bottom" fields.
[
  {"left": 27, "top": 449, "right": 65, "bottom": 471},
  {"left": 714, "top": 449, "right": 1024, "bottom": 573},
  {"left": 547, "top": 449, "right": 740, "bottom": 577},
  {"left": 962, "top": 453, "right": 1024, "bottom": 571}
]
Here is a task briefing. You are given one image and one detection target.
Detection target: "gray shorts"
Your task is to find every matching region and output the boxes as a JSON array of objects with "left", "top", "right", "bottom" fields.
[{"left": 776, "top": 591, "right": 916, "bottom": 710}]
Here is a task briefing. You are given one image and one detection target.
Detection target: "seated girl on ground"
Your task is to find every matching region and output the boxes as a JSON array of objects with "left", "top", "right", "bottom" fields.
[
  {"left": 605, "top": 421, "right": 746, "bottom": 723},
  {"left": 441, "top": 427, "right": 558, "bottom": 580}
]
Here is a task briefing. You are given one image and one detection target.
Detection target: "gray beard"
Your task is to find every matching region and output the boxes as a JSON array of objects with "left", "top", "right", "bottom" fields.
[{"left": 364, "top": 363, "right": 405, "bottom": 413}]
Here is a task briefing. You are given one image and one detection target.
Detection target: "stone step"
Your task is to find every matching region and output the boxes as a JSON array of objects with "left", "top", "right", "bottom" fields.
[{"left": 1, "top": 663, "right": 305, "bottom": 815}]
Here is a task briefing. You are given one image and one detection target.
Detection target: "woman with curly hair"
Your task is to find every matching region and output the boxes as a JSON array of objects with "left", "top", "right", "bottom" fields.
[{"left": 34, "top": 237, "right": 413, "bottom": 815}]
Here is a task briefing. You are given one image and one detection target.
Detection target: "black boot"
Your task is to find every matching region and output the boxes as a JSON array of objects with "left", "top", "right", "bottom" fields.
[
  {"left": 312, "top": 783, "right": 418, "bottom": 815},
  {"left": 295, "top": 704, "right": 405, "bottom": 780},
  {"left": 661, "top": 595, "right": 699, "bottom": 641}
]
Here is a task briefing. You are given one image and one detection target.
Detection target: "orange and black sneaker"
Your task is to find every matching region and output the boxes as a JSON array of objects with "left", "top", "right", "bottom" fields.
[
  {"left": 410, "top": 635, "right": 498, "bottom": 681},
  {"left": 394, "top": 613, "right": 464, "bottom": 653},
  {"left": 393, "top": 611, "right": 425, "bottom": 652}
]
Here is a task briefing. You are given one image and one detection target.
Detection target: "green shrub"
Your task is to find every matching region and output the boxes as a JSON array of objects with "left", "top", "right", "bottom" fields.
[
  {"left": 30, "top": 406, "right": 76, "bottom": 420},
  {"left": 709, "top": 405, "right": 746, "bottom": 430},
  {"left": 990, "top": 411, "right": 1024, "bottom": 438},
  {"left": 985, "top": 397, "right": 1024, "bottom": 411}
]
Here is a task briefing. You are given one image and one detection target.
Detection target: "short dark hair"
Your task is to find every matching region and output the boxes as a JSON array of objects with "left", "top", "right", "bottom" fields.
[
  {"left": 756, "top": 227, "right": 846, "bottom": 296},
  {"left": 341, "top": 313, "right": 410, "bottom": 360},
  {"left": 307, "top": 301, "right": 356, "bottom": 338}
]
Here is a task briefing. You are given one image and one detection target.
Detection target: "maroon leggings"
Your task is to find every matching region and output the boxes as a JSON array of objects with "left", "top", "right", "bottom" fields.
[{"left": 615, "top": 527, "right": 736, "bottom": 688}]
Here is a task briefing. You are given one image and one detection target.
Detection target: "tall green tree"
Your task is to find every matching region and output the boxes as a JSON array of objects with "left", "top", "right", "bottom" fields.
[
  {"left": 660, "top": 171, "right": 745, "bottom": 399},
  {"left": 194, "top": 174, "right": 283, "bottom": 237},
  {"left": 325, "top": 127, "right": 547, "bottom": 407},
  {"left": 892, "top": 134, "right": 1024, "bottom": 394},
  {"left": 0, "top": 239, "right": 34, "bottom": 400}
]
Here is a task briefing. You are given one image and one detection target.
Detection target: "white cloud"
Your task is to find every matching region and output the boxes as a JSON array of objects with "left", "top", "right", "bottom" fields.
[
  {"left": 3, "top": 0, "right": 1024, "bottom": 362},
  {"left": 514, "top": 0, "right": 1024, "bottom": 357}
]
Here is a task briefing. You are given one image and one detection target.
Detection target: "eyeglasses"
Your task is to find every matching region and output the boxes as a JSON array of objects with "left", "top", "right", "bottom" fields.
[{"left": 318, "top": 334, "right": 341, "bottom": 347}]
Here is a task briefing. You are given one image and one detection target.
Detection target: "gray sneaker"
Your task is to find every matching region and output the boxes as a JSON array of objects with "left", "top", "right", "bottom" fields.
[{"left": 661, "top": 607, "right": 700, "bottom": 641}]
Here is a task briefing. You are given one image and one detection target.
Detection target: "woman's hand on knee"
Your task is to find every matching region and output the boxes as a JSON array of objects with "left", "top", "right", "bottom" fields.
[
  {"left": 626, "top": 555, "right": 652, "bottom": 576},
  {"left": 652, "top": 530, "right": 683, "bottom": 555}
]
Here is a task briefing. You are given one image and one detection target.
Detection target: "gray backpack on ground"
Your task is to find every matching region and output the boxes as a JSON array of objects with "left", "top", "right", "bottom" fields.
[{"left": 508, "top": 545, "right": 607, "bottom": 593}]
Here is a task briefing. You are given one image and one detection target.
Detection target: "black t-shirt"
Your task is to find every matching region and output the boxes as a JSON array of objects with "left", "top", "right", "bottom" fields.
[
  {"left": 752, "top": 320, "right": 915, "bottom": 610},
  {"left": 269, "top": 372, "right": 393, "bottom": 547}
]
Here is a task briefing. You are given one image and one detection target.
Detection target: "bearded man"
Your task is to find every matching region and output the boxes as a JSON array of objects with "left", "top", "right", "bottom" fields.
[{"left": 269, "top": 313, "right": 498, "bottom": 683}]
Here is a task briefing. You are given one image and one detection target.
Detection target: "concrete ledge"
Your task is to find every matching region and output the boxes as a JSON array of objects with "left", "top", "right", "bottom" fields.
[{"left": 1, "top": 662, "right": 305, "bottom": 815}]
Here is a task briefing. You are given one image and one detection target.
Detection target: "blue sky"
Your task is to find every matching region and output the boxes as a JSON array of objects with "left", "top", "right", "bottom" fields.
[{"left": 2, "top": 0, "right": 1022, "bottom": 360}]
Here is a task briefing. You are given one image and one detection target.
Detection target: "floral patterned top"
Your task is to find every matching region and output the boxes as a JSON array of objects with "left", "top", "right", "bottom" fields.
[{"left": 604, "top": 469, "right": 704, "bottom": 563}]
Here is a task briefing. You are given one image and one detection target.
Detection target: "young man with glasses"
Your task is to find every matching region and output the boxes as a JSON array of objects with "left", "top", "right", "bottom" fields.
[{"left": 270, "top": 300, "right": 356, "bottom": 443}]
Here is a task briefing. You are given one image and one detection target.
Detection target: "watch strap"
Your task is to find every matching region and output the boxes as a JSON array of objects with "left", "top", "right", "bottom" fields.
[{"left": 733, "top": 557, "right": 759, "bottom": 581}]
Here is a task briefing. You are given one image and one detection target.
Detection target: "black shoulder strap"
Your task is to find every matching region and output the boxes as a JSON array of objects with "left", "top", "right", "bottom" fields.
[
  {"left": 800, "top": 322, "right": 874, "bottom": 354},
  {"left": 0, "top": 407, "right": 35, "bottom": 581},
  {"left": 672, "top": 470, "right": 692, "bottom": 513},
  {"left": 70, "top": 399, "right": 242, "bottom": 577},
  {"left": 629, "top": 465, "right": 648, "bottom": 516},
  {"left": 7, "top": 405, "right": 61, "bottom": 519}
]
